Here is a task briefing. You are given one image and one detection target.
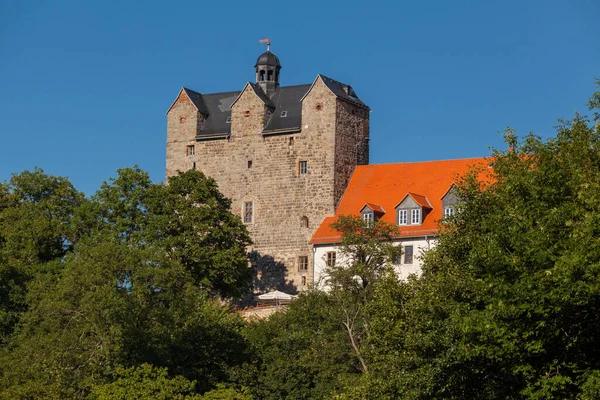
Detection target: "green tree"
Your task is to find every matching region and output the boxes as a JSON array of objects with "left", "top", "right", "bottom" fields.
[
  {"left": 0, "top": 167, "right": 253, "bottom": 398},
  {"left": 239, "top": 292, "right": 357, "bottom": 400},
  {"left": 348, "top": 87, "right": 600, "bottom": 399},
  {"left": 145, "top": 169, "right": 253, "bottom": 298},
  {"left": 0, "top": 168, "right": 85, "bottom": 342},
  {"left": 327, "top": 216, "right": 402, "bottom": 374}
]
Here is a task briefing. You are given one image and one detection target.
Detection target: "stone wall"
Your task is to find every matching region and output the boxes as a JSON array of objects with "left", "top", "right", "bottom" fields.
[
  {"left": 334, "top": 99, "right": 370, "bottom": 208},
  {"left": 166, "top": 90, "right": 203, "bottom": 177},
  {"left": 166, "top": 76, "right": 369, "bottom": 293}
]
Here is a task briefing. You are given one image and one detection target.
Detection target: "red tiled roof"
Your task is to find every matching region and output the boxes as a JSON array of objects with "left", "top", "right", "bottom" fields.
[
  {"left": 310, "top": 158, "right": 490, "bottom": 244},
  {"left": 363, "top": 202, "right": 385, "bottom": 214}
]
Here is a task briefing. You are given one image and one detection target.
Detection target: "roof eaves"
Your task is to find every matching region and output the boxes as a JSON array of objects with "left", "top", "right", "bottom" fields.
[
  {"left": 195, "top": 133, "right": 230, "bottom": 141},
  {"left": 262, "top": 127, "right": 302, "bottom": 136}
]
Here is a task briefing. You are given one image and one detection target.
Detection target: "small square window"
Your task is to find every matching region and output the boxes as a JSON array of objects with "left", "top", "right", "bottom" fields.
[
  {"left": 281, "top": 111, "right": 288, "bottom": 117},
  {"left": 298, "top": 256, "right": 308, "bottom": 271},
  {"left": 326, "top": 251, "right": 336, "bottom": 267},
  {"left": 404, "top": 245, "right": 414, "bottom": 264},
  {"left": 398, "top": 209, "right": 407, "bottom": 225},
  {"left": 299, "top": 161, "right": 308, "bottom": 175},
  {"left": 411, "top": 209, "right": 421, "bottom": 225},
  {"left": 226, "top": 116, "right": 232, "bottom": 123},
  {"left": 243, "top": 201, "right": 253, "bottom": 223},
  {"left": 186, "top": 145, "right": 195, "bottom": 156},
  {"left": 300, "top": 216, "right": 309, "bottom": 228}
]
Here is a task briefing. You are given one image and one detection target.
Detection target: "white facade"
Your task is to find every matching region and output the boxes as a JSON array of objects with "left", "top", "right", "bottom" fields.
[{"left": 312, "top": 236, "right": 437, "bottom": 290}]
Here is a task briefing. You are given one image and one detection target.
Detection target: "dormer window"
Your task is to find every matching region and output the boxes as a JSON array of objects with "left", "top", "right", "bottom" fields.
[
  {"left": 441, "top": 184, "right": 460, "bottom": 222},
  {"left": 411, "top": 209, "right": 421, "bottom": 224},
  {"left": 395, "top": 193, "right": 431, "bottom": 227},
  {"left": 360, "top": 203, "right": 385, "bottom": 225},
  {"left": 398, "top": 209, "right": 407, "bottom": 225}
]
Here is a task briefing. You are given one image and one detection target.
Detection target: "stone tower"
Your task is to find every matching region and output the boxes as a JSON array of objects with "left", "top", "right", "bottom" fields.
[{"left": 166, "top": 47, "right": 369, "bottom": 292}]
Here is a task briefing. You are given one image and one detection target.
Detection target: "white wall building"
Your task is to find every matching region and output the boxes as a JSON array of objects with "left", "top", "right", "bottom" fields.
[{"left": 309, "top": 158, "right": 489, "bottom": 289}]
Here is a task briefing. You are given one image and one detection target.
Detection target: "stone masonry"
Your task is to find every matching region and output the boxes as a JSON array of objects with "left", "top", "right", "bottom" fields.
[{"left": 166, "top": 50, "right": 369, "bottom": 292}]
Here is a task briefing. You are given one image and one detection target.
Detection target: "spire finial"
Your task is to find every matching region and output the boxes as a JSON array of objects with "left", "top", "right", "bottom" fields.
[{"left": 259, "top": 38, "right": 271, "bottom": 52}]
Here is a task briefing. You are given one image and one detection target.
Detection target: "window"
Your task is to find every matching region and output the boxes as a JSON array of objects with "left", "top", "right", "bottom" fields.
[
  {"left": 247, "top": 160, "right": 252, "bottom": 169},
  {"left": 444, "top": 207, "right": 455, "bottom": 217},
  {"left": 299, "top": 161, "right": 308, "bottom": 175},
  {"left": 186, "top": 145, "right": 195, "bottom": 156},
  {"left": 289, "top": 137, "right": 294, "bottom": 145},
  {"left": 192, "top": 162, "right": 196, "bottom": 170},
  {"left": 243, "top": 201, "right": 253, "bottom": 223},
  {"left": 398, "top": 209, "right": 407, "bottom": 225},
  {"left": 244, "top": 110, "right": 251, "bottom": 117},
  {"left": 301, "top": 276, "right": 307, "bottom": 286},
  {"left": 300, "top": 216, "right": 309, "bottom": 228},
  {"left": 326, "top": 251, "right": 336, "bottom": 267},
  {"left": 363, "top": 212, "right": 374, "bottom": 225},
  {"left": 411, "top": 208, "right": 421, "bottom": 225},
  {"left": 404, "top": 245, "right": 413, "bottom": 264},
  {"left": 280, "top": 111, "right": 288, "bottom": 117},
  {"left": 298, "top": 256, "right": 308, "bottom": 271},
  {"left": 226, "top": 116, "right": 232, "bottom": 123}
]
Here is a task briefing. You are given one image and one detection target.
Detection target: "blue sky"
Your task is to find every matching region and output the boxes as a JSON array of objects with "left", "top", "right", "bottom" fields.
[{"left": 1, "top": 0, "right": 599, "bottom": 195}]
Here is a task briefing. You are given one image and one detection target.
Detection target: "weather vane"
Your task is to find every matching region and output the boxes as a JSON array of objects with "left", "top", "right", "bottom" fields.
[{"left": 259, "top": 38, "right": 271, "bottom": 52}]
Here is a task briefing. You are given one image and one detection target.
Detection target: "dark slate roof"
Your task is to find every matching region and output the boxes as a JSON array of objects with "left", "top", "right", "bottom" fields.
[
  {"left": 255, "top": 51, "right": 281, "bottom": 67},
  {"left": 195, "top": 90, "right": 240, "bottom": 138},
  {"left": 248, "top": 83, "right": 275, "bottom": 108},
  {"left": 319, "top": 75, "right": 368, "bottom": 108},
  {"left": 182, "top": 88, "right": 209, "bottom": 115},
  {"left": 178, "top": 75, "right": 367, "bottom": 140},
  {"left": 263, "top": 84, "right": 311, "bottom": 134}
]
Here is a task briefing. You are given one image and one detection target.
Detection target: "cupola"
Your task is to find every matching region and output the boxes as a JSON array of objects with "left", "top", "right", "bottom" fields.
[{"left": 255, "top": 39, "right": 281, "bottom": 97}]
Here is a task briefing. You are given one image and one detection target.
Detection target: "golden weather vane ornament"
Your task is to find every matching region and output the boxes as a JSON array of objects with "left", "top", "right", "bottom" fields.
[{"left": 259, "top": 38, "right": 271, "bottom": 51}]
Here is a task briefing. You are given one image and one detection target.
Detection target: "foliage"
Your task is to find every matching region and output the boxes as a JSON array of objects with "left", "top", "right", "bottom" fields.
[
  {"left": 239, "top": 292, "right": 356, "bottom": 400},
  {"left": 0, "top": 168, "right": 85, "bottom": 343},
  {"left": 0, "top": 167, "right": 252, "bottom": 398},
  {"left": 92, "top": 364, "right": 201, "bottom": 399},
  {"left": 327, "top": 216, "right": 403, "bottom": 373}
]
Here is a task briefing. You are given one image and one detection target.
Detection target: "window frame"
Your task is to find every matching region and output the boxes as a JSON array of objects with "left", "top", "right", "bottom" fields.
[
  {"left": 299, "top": 160, "right": 308, "bottom": 175},
  {"left": 411, "top": 208, "right": 421, "bottom": 225},
  {"left": 326, "top": 251, "right": 336, "bottom": 267},
  {"left": 444, "top": 206, "right": 455, "bottom": 217},
  {"left": 243, "top": 201, "right": 253, "bottom": 223},
  {"left": 363, "top": 211, "right": 374, "bottom": 225},
  {"left": 298, "top": 256, "right": 309, "bottom": 271},
  {"left": 404, "top": 245, "right": 414, "bottom": 264},
  {"left": 398, "top": 209, "right": 408, "bottom": 225},
  {"left": 186, "top": 145, "right": 195, "bottom": 156}
]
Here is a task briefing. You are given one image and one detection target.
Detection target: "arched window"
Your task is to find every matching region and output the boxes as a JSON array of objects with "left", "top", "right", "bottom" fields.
[
  {"left": 259, "top": 70, "right": 265, "bottom": 81},
  {"left": 267, "top": 70, "right": 273, "bottom": 81},
  {"left": 300, "top": 216, "right": 309, "bottom": 228}
]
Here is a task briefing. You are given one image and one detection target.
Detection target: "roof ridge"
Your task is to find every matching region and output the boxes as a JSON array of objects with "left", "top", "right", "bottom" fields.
[{"left": 358, "top": 157, "right": 488, "bottom": 167}]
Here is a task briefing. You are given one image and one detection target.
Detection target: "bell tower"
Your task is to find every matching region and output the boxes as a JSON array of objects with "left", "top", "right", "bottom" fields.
[{"left": 254, "top": 39, "right": 281, "bottom": 97}]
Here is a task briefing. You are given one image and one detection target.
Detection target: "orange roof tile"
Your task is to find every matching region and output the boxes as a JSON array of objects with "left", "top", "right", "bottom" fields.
[
  {"left": 363, "top": 202, "right": 385, "bottom": 214},
  {"left": 310, "top": 158, "right": 491, "bottom": 244}
]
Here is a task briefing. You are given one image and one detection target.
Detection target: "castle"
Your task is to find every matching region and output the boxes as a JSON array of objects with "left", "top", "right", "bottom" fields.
[{"left": 166, "top": 45, "right": 370, "bottom": 291}]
